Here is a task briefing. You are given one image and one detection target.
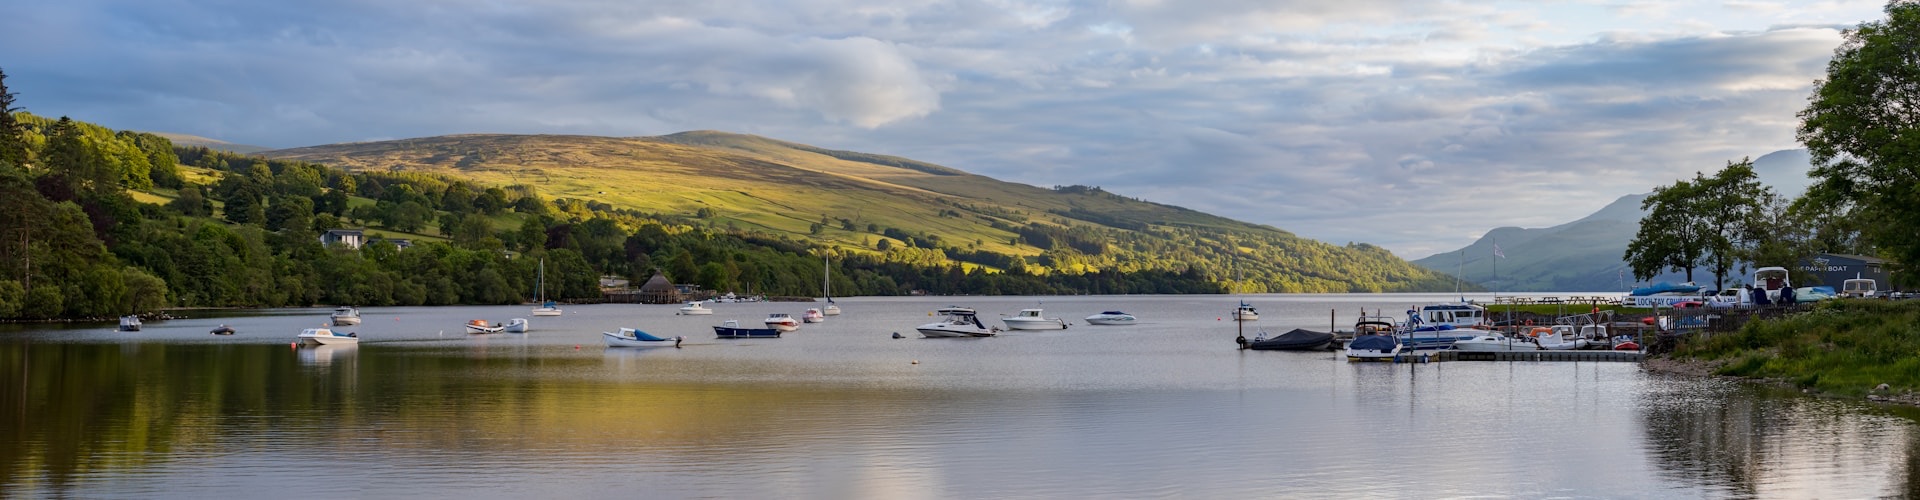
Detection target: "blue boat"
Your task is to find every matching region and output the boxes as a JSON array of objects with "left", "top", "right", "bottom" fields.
[
  {"left": 1399, "top": 304, "right": 1487, "bottom": 350},
  {"left": 1629, "top": 281, "right": 1702, "bottom": 296},
  {"left": 714, "top": 320, "right": 782, "bottom": 338}
]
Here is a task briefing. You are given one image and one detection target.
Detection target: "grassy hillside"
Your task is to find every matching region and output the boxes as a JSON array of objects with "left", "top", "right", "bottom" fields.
[{"left": 265, "top": 131, "right": 1457, "bottom": 292}]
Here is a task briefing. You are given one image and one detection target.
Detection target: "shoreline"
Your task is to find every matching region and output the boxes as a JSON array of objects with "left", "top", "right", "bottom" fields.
[{"left": 1641, "top": 354, "right": 1920, "bottom": 407}]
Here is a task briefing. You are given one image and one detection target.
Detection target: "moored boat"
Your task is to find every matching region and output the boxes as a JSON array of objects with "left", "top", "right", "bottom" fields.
[
  {"left": 297, "top": 327, "right": 358, "bottom": 345},
  {"left": 1346, "top": 333, "right": 1401, "bottom": 362},
  {"left": 117, "top": 315, "right": 142, "bottom": 332},
  {"left": 917, "top": 307, "right": 997, "bottom": 338},
  {"left": 1249, "top": 328, "right": 1335, "bottom": 351},
  {"left": 504, "top": 318, "right": 529, "bottom": 333},
  {"left": 764, "top": 313, "right": 800, "bottom": 332},
  {"left": 715, "top": 320, "right": 782, "bottom": 338},
  {"left": 531, "top": 259, "right": 563, "bottom": 316},
  {"left": 1400, "top": 303, "right": 1489, "bottom": 350},
  {"left": 1451, "top": 330, "right": 1537, "bottom": 351},
  {"left": 329, "top": 306, "right": 361, "bottom": 326},
  {"left": 465, "top": 319, "right": 504, "bottom": 334},
  {"left": 1233, "top": 301, "right": 1259, "bottom": 321},
  {"left": 209, "top": 324, "right": 236, "bottom": 335},
  {"left": 1002, "top": 308, "right": 1067, "bottom": 330},
  {"left": 824, "top": 301, "right": 841, "bottom": 316},
  {"left": 677, "top": 301, "right": 714, "bottom": 315},
  {"left": 1531, "top": 325, "right": 1591, "bottom": 350},
  {"left": 531, "top": 300, "right": 563, "bottom": 317},
  {"left": 802, "top": 308, "right": 826, "bottom": 323},
  {"left": 1084, "top": 311, "right": 1137, "bottom": 325},
  {"left": 603, "top": 328, "right": 684, "bottom": 348}
]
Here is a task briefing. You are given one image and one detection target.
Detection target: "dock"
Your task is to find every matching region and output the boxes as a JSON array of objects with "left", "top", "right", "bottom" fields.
[{"left": 1358, "top": 350, "right": 1645, "bottom": 363}]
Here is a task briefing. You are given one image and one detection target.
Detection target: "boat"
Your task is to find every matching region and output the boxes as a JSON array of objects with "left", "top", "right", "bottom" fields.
[
  {"left": 1084, "top": 311, "right": 1137, "bottom": 325},
  {"left": 715, "top": 319, "right": 782, "bottom": 338},
  {"left": 677, "top": 301, "right": 714, "bottom": 315},
  {"left": 296, "top": 327, "right": 358, "bottom": 345},
  {"left": 1796, "top": 286, "right": 1837, "bottom": 302},
  {"left": 1346, "top": 332, "right": 1402, "bottom": 362},
  {"left": 821, "top": 253, "right": 842, "bottom": 316},
  {"left": 504, "top": 318, "right": 529, "bottom": 333},
  {"left": 802, "top": 308, "right": 826, "bottom": 323},
  {"left": 465, "top": 319, "right": 504, "bottom": 334},
  {"left": 209, "top": 324, "right": 235, "bottom": 335},
  {"left": 764, "top": 313, "right": 800, "bottom": 332},
  {"left": 531, "top": 259, "right": 562, "bottom": 316},
  {"left": 1399, "top": 303, "right": 1489, "bottom": 350},
  {"left": 1842, "top": 278, "right": 1878, "bottom": 298},
  {"left": 1612, "top": 337, "right": 1642, "bottom": 351},
  {"left": 1233, "top": 301, "right": 1259, "bottom": 321},
  {"left": 1002, "top": 308, "right": 1067, "bottom": 330},
  {"left": 117, "top": 315, "right": 141, "bottom": 332},
  {"left": 1746, "top": 266, "right": 1794, "bottom": 306},
  {"left": 1248, "top": 328, "right": 1335, "bottom": 351},
  {"left": 603, "top": 328, "right": 684, "bottom": 348},
  {"left": 329, "top": 306, "right": 362, "bottom": 326},
  {"left": 916, "top": 307, "right": 997, "bottom": 338},
  {"left": 1531, "top": 325, "right": 1591, "bottom": 350},
  {"left": 1451, "top": 330, "right": 1538, "bottom": 351},
  {"left": 1629, "top": 281, "right": 1703, "bottom": 296}
]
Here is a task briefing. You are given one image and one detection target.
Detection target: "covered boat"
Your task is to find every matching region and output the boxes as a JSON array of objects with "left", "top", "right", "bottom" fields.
[
  {"left": 1084, "top": 311, "right": 1137, "bottom": 325},
  {"left": 1346, "top": 334, "right": 1401, "bottom": 362},
  {"left": 603, "top": 328, "right": 683, "bottom": 348},
  {"left": 1629, "top": 281, "right": 1703, "bottom": 296},
  {"left": 715, "top": 320, "right": 782, "bottom": 338},
  {"left": 209, "top": 324, "right": 236, "bottom": 335},
  {"left": 329, "top": 306, "right": 362, "bottom": 325},
  {"left": 1249, "top": 328, "right": 1334, "bottom": 351}
]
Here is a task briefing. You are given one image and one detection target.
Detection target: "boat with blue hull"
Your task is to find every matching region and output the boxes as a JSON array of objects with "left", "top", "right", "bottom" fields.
[
  {"left": 1629, "top": 281, "right": 1702, "bottom": 296},
  {"left": 715, "top": 320, "right": 782, "bottom": 338},
  {"left": 1399, "top": 303, "right": 1489, "bottom": 350}
]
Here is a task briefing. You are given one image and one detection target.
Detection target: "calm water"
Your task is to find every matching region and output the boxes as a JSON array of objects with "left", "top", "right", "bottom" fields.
[{"left": 4, "top": 294, "right": 1919, "bottom": 498}]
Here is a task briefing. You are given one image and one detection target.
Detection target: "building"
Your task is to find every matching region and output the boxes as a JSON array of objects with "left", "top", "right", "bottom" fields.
[
  {"left": 388, "top": 239, "right": 414, "bottom": 251},
  {"left": 320, "top": 229, "right": 365, "bottom": 249},
  {"left": 637, "top": 271, "right": 682, "bottom": 304},
  {"left": 1797, "top": 253, "right": 1892, "bottom": 289}
]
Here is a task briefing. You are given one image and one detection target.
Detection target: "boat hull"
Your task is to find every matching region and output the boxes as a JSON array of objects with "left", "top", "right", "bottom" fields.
[
  {"left": 603, "top": 331, "right": 682, "bottom": 348},
  {"left": 531, "top": 308, "right": 563, "bottom": 317},
  {"left": 466, "top": 325, "right": 504, "bottom": 334},
  {"left": 330, "top": 316, "right": 361, "bottom": 325},
  {"left": 504, "top": 320, "right": 529, "bottom": 333},
  {"left": 823, "top": 305, "right": 841, "bottom": 316},
  {"left": 297, "top": 335, "right": 358, "bottom": 345},
  {"left": 677, "top": 308, "right": 713, "bottom": 315},
  {"left": 1452, "top": 340, "right": 1538, "bottom": 351},
  {"left": 715, "top": 327, "right": 782, "bottom": 338},
  {"left": 916, "top": 326, "right": 995, "bottom": 338},
  {"left": 765, "top": 322, "right": 800, "bottom": 332},
  {"left": 1084, "top": 315, "right": 1136, "bottom": 325}
]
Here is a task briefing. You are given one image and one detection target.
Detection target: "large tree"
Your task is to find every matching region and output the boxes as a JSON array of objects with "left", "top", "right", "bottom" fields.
[
  {"left": 0, "top": 67, "right": 27, "bottom": 167},
  {"left": 1625, "top": 180, "right": 1709, "bottom": 284},
  {"left": 1797, "top": 0, "right": 1920, "bottom": 271}
]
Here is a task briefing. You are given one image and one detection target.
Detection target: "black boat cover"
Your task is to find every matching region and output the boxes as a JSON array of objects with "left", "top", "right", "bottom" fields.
[
  {"left": 1347, "top": 334, "right": 1399, "bottom": 351},
  {"left": 1249, "top": 328, "right": 1335, "bottom": 351}
]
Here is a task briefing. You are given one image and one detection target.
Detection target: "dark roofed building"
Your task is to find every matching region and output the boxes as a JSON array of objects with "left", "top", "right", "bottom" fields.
[
  {"left": 638, "top": 271, "right": 681, "bottom": 304},
  {"left": 1798, "top": 253, "right": 1892, "bottom": 289}
]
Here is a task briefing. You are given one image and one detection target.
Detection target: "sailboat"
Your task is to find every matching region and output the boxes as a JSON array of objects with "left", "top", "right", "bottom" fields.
[
  {"left": 822, "top": 253, "right": 841, "bottom": 316},
  {"left": 531, "top": 258, "right": 562, "bottom": 316}
]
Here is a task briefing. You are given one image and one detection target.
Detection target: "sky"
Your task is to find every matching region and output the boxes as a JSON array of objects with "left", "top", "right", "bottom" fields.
[{"left": 0, "top": 0, "right": 1892, "bottom": 259}]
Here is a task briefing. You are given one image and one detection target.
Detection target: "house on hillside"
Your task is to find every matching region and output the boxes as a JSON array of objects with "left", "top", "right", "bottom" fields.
[
  {"left": 320, "top": 229, "right": 365, "bottom": 249},
  {"left": 1798, "top": 253, "right": 1893, "bottom": 289},
  {"left": 389, "top": 239, "right": 414, "bottom": 251}
]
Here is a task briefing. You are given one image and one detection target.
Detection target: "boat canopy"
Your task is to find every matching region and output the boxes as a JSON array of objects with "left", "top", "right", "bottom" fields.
[
  {"left": 629, "top": 329, "right": 671, "bottom": 341},
  {"left": 1349, "top": 335, "right": 1399, "bottom": 350},
  {"left": 543, "top": 300, "right": 557, "bottom": 308},
  {"left": 1099, "top": 311, "right": 1128, "bottom": 315},
  {"left": 936, "top": 307, "right": 975, "bottom": 315}
]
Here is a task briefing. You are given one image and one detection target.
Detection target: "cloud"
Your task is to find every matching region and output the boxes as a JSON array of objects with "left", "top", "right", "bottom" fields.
[{"left": 0, "top": 0, "right": 1891, "bottom": 260}]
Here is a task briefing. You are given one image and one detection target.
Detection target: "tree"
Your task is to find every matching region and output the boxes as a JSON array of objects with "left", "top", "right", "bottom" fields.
[
  {"left": 1693, "top": 160, "right": 1770, "bottom": 288},
  {"left": 0, "top": 67, "right": 29, "bottom": 168},
  {"left": 1625, "top": 180, "right": 1708, "bottom": 283},
  {"left": 170, "top": 184, "right": 212, "bottom": 216},
  {"left": 1797, "top": 0, "right": 1920, "bottom": 270}
]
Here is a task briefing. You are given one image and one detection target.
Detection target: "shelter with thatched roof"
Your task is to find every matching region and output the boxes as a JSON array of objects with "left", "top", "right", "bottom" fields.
[{"left": 637, "top": 271, "right": 681, "bottom": 304}]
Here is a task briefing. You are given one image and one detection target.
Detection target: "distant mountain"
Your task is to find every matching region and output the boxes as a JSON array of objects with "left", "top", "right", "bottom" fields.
[
  {"left": 1414, "top": 149, "right": 1818, "bottom": 292},
  {"left": 151, "top": 132, "right": 271, "bottom": 154},
  {"left": 264, "top": 131, "right": 1459, "bottom": 292}
]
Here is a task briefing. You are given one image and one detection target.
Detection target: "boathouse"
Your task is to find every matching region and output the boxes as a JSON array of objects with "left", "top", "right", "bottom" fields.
[{"left": 1797, "top": 253, "right": 1893, "bottom": 289}]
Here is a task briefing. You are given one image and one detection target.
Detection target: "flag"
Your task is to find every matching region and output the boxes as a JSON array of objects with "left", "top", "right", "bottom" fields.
[{"left": 1493, "top": 242, "right": 1505, "bottom": 259}]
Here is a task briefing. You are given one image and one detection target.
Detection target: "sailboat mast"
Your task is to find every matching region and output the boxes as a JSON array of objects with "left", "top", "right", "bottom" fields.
[{"left": 538, "top": 258, "right": 546, "bottom": 302}]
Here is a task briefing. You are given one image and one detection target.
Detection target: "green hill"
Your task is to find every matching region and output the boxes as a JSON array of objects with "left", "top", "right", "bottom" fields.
[{"left": 265, "top": 131, "right": 1457, "bottom": 293}]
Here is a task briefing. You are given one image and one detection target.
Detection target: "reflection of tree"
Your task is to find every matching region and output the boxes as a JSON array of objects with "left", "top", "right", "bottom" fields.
[
  {"left": 1640, "top": 378, "right": 1920, "bottom": 498},
  {"left": 1638, "top": 379, "right": 1762, "bottom": 497}
]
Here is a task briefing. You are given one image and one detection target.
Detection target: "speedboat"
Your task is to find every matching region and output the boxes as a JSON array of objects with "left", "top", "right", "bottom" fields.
[
  {"left": 1452, "top": 330, "right": 1538, "bottom": 351},
  {"left": 1002, "top": 308, "right": 1067, "bottom": 330},
  {"left": 531, "top": 300, "right": 563, "bottom": 317},
  {"left": 764, "top": 313, "right": 801, "bottom": 332},
  {"left": 297, "top": 327, "right": 358, "bottom": 345},
  {"left": 209, "top": 324, "right": 236, "bottom": 335},
  {"left": 1400, "top": 303, "right": 1489, "bottom": 350},
  {"left": 715, "top": 320, "right": 782, "bottom": 338},
  {"left": 465, "top": 319, "right": 504, "bottom": 334},
  {"left": 917, "top": 307, "right": 997, "bottom": 338},
  {"left": 802, "top": 308, "right": 826, "bottom": 323},
  {"left": 1084, "top": 311, "right": 1137, "bottom": 325},
  {"left": 1233, "top": 301, "right": 1259, "bottom": 321},
  {"left": 1532, "top": 325, "right": 1591, "bottom": 350},
  {"left": 603, "top": 328, "right": 684, "bottom": 348},
  {"left": 1346, "top": 333, "right": 1401, "bottom": 362},
  {"left": 1249, "top": 328, "right": 1335, "bottom": 351},
  {"left": 504, "top": 318, "right": 529, "bottom": 333},
  {"left": 117, "top": 315, "right": 142, "bottom": 332},
  {"left": 329, "top": 306, "right": 362, "bottom": 326},
  {"left": 677, "top": 301, "right": 714, "bottom": 315}
]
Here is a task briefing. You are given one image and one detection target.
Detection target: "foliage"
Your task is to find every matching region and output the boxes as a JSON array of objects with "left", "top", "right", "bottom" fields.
[
  {"left": 1675, "top": 299, "right": 1920, "bottom": 396},
  {"left": 1796, "top": 0, "right": 1920, "bottom": 277},
  {"left": 1624, "top": 161, "right": 1776, "bottom": 289}
]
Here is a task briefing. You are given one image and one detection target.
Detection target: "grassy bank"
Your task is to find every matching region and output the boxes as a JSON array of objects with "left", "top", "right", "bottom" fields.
[{"left": 1674, "top": 299, "right": 1920, "bottom": 397}]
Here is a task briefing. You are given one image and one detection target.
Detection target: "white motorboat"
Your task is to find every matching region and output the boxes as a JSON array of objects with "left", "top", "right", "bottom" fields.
[
  {"left": 802, "top": 308, "right": 826, "bottom": 323},
  {"left": 117, "top": 315, "right": 142, "bottom": 332},
  {"left": 1451, "top": 330, "right": 1539, "bottom": 351},
  {"left": 1002, "top": 308, "right": 1067, "bottom": 330},
  {"left": 531, "top": 258, "right": 563, "bottom": 316},
  {"left": 504, "top": 318, "right": 529, "bottom": 333},
  {"left": 465, "top": 319, "right": 505, "bottom": 334},
  {"left": 329, "top": 306, "right": 362, "bottom": 326},
  {"left": 917, "top": 307, "right": 997, "bottom": 338},
  {"left": 1529, "top": 325, "right": 1591, "bottom": 350},
  {"left": 1084, "top": 311, "right": 1137, "bottom": 325},
  {"left": 1233, "top": 301, "right": 1259, "bottom": 321},
  {"left": 764, "top": 313, "right": 800, "bottom": 332},
  {"left": 297, "top": 327, "right": 359, "bottom": 345},
  {"left": 603, "top": 328, "right": 684, "bottom": 348},
  {"left": 677, "top": 301, "right": 714, "bottom": 315},
  {"left": 1400, "top": 302, "right": 1489, "bottom": 350}
]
